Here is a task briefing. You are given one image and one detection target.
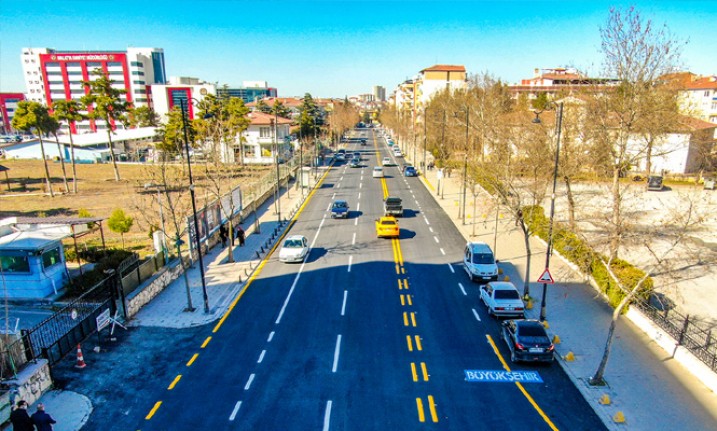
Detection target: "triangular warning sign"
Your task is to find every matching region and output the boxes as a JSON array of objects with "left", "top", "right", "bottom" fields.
[{"left": 537, "top": 268, "right": 554, "bottom": 284}]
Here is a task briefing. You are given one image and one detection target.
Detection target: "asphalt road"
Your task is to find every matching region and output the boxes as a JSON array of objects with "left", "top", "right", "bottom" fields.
[{"left": 53, "top": 129, "right": 606, "bottom": 430}]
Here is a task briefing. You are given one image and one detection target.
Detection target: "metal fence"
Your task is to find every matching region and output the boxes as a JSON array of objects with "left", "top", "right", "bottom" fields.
[{"left": 633, "top": 298, "right": 717, "bottom": 372}]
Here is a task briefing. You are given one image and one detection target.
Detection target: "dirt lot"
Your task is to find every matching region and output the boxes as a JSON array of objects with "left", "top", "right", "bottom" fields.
[{"left": 0, "top": 159, "right": 271, "bottom": 253}]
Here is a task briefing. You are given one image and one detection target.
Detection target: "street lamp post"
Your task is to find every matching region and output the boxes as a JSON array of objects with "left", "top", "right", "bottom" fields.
[
  {"left": 423, "top": 107, "right": 428, "bottom": 174},
  {"left": 272, "top": 116, "right": 281, "bottom": 223},
  {"left": 534, "top": 102, "right": 564, "bottom": 321},
  {"left": 179, "top": 98, "right": 210, "bottom": 314},
  {"left": 456, "top": 108, "right": 470, "bottom": 225}
]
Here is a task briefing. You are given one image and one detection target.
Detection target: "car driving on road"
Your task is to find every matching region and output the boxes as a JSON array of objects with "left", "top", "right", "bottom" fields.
[
  {"left": 480, "top": 281, "right": 525, "bottom": 318},
  {"left": 278, "top": 235, "right": 309, "bottom": 263},
  {"left": 501, "top": 319, "right": 555, "bottom": 363},
  {"left": 330, "top": 200, "right": 349, "bottom": 218},
  {"left": 375, "top": 216, "right": 399, "bottom": 238}
]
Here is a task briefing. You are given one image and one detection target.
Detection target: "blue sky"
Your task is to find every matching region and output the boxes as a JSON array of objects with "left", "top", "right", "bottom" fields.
[{"left": 1, "top": 1, "right": 715, "bottom": 98}]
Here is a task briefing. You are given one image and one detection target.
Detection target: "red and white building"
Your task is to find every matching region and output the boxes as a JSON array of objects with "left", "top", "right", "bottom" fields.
[{"left": 21, "top": 47, "right": 166, "bottom": 133}]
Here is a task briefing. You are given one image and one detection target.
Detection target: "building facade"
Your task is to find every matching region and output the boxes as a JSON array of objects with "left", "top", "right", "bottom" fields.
[
  {"left": 0, "top": 92, "right": 25, "bottom": 134},
  {"left": 508, "top": 67, "right": 619, "bottom": 101},
  {"left": 240, "top": 112, "right": 293, "bottom": 164},
  {"left": 217, "top": 81, "right": 277, "bottom": 103},
  {"left": 149, "top": 77, "right": 217, "bottom": 121},
  {"left": 679, "top": 75, "right": 717, "bottom": 126},
  {"left": 373, "top": 85, "right": 386, "bottom": 102},
  {"left": 21, "top": 47, "right": 166, "bottom": 133}
]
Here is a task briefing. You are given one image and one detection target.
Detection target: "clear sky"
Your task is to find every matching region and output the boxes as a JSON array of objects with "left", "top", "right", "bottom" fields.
[{"left": 1, "top": 0, "right": 715, "bottom": 98}]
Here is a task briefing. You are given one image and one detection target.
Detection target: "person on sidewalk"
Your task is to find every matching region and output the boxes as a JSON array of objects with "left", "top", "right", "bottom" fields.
[
  {"left": 31, "top": 403, "right": 57, "bottom": 431},
  {"left": 236, "top": 225, "right": 246, "bottom": 247},
  {"left": 219, "top": 225, "right": 228, "bottom": 248},
  {"left": 9, "top": 400, "right": 34, "bottom": 431}
]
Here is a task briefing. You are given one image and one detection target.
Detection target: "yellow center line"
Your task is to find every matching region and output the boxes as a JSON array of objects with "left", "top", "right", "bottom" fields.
[
  {"left": 186, "top": 353, "right": 199, "bottom": 367},
  {"left": 486, "top": 335, "right": 560, "bottom": 431},
  {"left": 400, "top": 294, "right": 406, "bottom": 306},
  {"left": 395, "top": 263, "right": 400, "bottom": 274},
  {"left": 406, "top": 294, "right": 412, "bottom": 306},
  {"left": 201, "top": 336, "right": 211, "bottom": 348},
  {"left": 410, "top": 312, "right": 417, "bottom": 327},
  {"left": 406, "top": 335, "right": 414, "bottom": 351},
  {"left": 145, "top": 401, "right": 162, "bottom": 420},
  {"left": 167, "top": 374, "right": 182, "bottom": 390},
  {"left": 427, "top": 395, "right": 439, "bottom": 422},
  {"left": 397, "top": 279, "right": 404, "bottom": 290},
  {"left": 411, "top": 363, "right": 419, "bottom": 382},
  {"left": 416, "top": 398, "right": 426, "bottom": 422},
  {"left": 421, "top": 362, "right": 429, "bottom": 381},
  {"left": 403, "top": 312, "right": 409, "bottom": 326},
  {"left": 415, "top": 335, "right": 423, "bottom": 351}
]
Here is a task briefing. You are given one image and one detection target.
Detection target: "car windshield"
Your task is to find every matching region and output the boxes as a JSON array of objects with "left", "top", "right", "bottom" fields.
[
  {"left": 494, "top": 289, "right": 520, "bottom": 300},
  {"left": 284, "top": 239, "right": 304, "bottom": 248},
  {"left": 333, "top": 202, "right": 347, "bottom": 208},
  {"left": 472, "top": 253, "right": 495, "bottom": 264},
  {"left": 381, "top": 220, "right": 396, "bottom": 226},
  {"left": 518, "top": 324, "right": 548, "bottom": 336}
]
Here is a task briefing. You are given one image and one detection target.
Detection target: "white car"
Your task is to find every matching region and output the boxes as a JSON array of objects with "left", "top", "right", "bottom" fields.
[
  {"left": 480, "top": 281, "right": 525, "bottom": 318},
  {"left": 382, "top": 157, "right": 395, "bottom": 167},
  {"left": 279, "top": 235, "right": 309, "bottom": 263},
  {"left": 372, "top": 166, "right": 384, "bottom": 178},
  {"left": 463, "top": 241, "right": 499, "bottom": 283},
  {"left": 393, "top": 148, "right": 402, "bottom": 157}
]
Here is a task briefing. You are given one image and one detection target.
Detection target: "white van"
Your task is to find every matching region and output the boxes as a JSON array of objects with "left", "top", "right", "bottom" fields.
[
  {"left": 372, "top": 166, "right": 384, "bottom": 178},
  {"left": 463, "top": 241, "right": 499, "bottom": 283}
]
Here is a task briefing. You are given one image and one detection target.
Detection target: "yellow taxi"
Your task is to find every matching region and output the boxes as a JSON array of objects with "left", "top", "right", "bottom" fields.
[{"left": 375, "top": 216, "right": 400, "bottom": 238}]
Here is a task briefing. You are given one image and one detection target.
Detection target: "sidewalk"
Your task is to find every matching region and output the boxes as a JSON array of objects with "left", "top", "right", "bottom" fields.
[
  {"left": 416, "top": 162, "right": 717, "bottom": 430},
  {"left": 23, "top": 176, "right": 316, "bottom": 431}
]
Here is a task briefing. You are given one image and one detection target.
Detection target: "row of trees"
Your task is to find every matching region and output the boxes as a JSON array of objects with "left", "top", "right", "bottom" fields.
[
  {"left": 381, "top": 7, "right": 707, "bottom": 384},
  {"left": 11, "top": 69, "right": 160, "bottom": 194}
]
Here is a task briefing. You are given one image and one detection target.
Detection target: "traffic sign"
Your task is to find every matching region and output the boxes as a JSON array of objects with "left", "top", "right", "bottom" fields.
[{"left": 538, "top": 268, "right": 554, "bottom": 284}]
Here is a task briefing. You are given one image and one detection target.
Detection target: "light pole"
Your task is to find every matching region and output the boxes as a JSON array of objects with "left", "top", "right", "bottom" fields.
[
  {"left": 455, "top": 108, "right": 470, "bottom": 225},
  {"left": 272, "top": 116, "right": 281, "bottom": 223},
  {"left": 423, "top": 107, "right": 428, "bottom": 173},
  {"left": 533, "top": 102, "right": 564, "bottom": 321},
  {"left": 179, "top": 98, "right": 210, "bottom": 314}
]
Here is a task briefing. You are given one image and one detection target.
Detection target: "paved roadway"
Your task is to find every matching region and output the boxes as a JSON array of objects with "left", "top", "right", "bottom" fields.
[{"left": 132, "top": 130, "right": 605, "bottom": 430}]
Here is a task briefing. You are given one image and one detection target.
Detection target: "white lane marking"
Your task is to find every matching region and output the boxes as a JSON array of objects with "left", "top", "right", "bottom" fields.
[
  {"left": 323, "top": 400, "right": 333, "bottom": 431},
  {"left": 440, "top": 248, "right": 445, "bottom": 255},
  {"left": 448, "top": 263, "right": 455, "bottom": 273},
  {"left": 229, "top": 401, "right": 242, "bottom": 421},
  {"left": 357, "top": 202, "right": 360, "bottom": 212},
  {"left": 331, "top": 192, "right": 336, "bottom": 199},
  {"left": 354, "top": 218, "right": 358, "bottom": 226},
  {"left": 257, "top": 350, "right": 266, "bottom": 363},
  {"left": 341, "top": 290, "right": 348, "bottom": 316},
  {"left": 433, "top": 236, "right": 439, "bottom": 243},
  {"left": 424, "top": 217, "right": 430, "bottom": 225},
  {"left": 336, "top": 183, "right": 341, "bottom": 189},
  {"left": 326, "top": 202, "right": 332, "bottom": 211},
  {"left": 267, "top": 331, "right": 275, "bottom": 342},
  {"left": 352, "top": 233, "right": 356, "bottom": 245},
  {"left": 275, "top": 218, "right": 325, "bottom": 324},
  {"left": 244, "top": 373, "right": 255, "bottom": 390},
  {"left": 360, "top": 182, "right": 363, "bottom": 189},
  {"left": 429, "top": 227, "right": 434, "bottom": 233},
  {"left": 472, "top": 308, "right": 482, "bottom": 321},
  {"left": 458, "top": 283, "right": 467, "bottom": 296},
  {"left": 358, "top": 192, "right": 361, "bottom": 200},
  {"left": 340, "top": 176, "right": 344, "bottom": 181},
  {"left": 332, "top": 335, "right": 342, "bottom": 372},
  {"left": 348, "top": 255, "right": 353, "bottom": 272}
]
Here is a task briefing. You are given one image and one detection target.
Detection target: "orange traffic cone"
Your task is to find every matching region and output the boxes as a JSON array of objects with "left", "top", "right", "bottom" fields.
[{"left": 75, "top": 343, "right": 86, "bottom": 369}]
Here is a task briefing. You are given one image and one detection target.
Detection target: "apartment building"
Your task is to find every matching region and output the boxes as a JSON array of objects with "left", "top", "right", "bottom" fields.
[{"left": 0, "top": 93, "right": 25, "bottom": 134}]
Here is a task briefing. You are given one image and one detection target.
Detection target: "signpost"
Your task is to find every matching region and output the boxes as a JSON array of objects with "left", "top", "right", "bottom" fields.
[{"left": 537, "top": 268, "right": 554, "bottom": 284}]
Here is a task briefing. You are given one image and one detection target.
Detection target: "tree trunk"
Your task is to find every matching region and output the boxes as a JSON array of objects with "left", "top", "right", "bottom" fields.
[
  {"left": 589, "top": 305, "right": 620, "bottom": 385},
  {"left": 645, "top": 138, "right": 653, "bottom": 177},
  {"left": 226, "top": 218, "right": 235, "bottom": 263},
  {"left": 68, "top": 127, "right": 78, "bottom": 193},
  {"left": 53, "top": 132, "right": 70, "bottom": 193},
  {"left": 107, "top": 129, "right": 121, "bottom": 181},
  {"left": 37, "top": 134, "right": 54, "bottom": 197},
  {"left": 609, "top": 166, "right": 622, "bottom": 260},
  {"left": 521, "top": 221, "right": 532, "bottom": 298},
  {"left": 564, "top": 175, "right": 576, "bottom": 229}
]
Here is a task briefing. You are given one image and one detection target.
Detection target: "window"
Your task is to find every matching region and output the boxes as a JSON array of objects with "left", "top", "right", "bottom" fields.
[
  {"left": 108, "top": 62, "right": 123, "bottom": 67},
  {"left": 0, "top": 253, "right": 30, "bottom": 273},
  {"left": 131, "top": 71, "right": 145, "bottom": 76},
  {"left": 711, "top": 102, "right": 717, "bottom": 110},
  {"left": 132, "top": 80, "right": 146, "bottom": 85},
  {"left": 260, "top": 127, "right": 272, "bottom": 138},
  {"left": 131, "top": 61, "right": 144, "bottom": 67},
  {"left": 42, "top": 247, "right": 62, "bottom": 269},
  {"left": 705, "top": 91, "right": 710, "bottom": 97}
]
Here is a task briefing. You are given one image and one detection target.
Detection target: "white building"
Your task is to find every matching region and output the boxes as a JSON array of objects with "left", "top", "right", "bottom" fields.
[
  {"left": 239, "top": 112, "right": 293, "bottom": 164},
  {"left": 678, "top": 74, "right": 717, "bottom": 129}
]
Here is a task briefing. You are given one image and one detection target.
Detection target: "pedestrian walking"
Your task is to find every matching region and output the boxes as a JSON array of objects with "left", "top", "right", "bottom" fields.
[
  {"left": 236, "top": 225, "right": 246, "bottom": 247},
  {"left": 31, "top": 403, "right": 56, "bottom": 431},
  {"left": 219, "top": 225, "right": 228, "bottom": 248},
  {"left": 9, "top": 400, "right": 34, "bottom": 431}
]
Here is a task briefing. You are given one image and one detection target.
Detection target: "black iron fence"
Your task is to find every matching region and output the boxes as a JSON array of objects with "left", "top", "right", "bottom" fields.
[{"left": 634, "top": 298, "right": 717, "bottom": 372}]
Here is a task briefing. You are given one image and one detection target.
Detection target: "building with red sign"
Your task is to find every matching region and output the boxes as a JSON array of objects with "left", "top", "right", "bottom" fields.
[{"left": 21, "top": 47, "right": 166, "bottom": 133}]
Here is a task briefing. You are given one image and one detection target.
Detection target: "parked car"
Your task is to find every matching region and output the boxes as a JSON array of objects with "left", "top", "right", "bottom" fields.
[
  {"left": 372, "top": 166, "right": 384, "bottom": 178},
  {"left": 463, "top": 241, "right": 499, "bottom": 283},
  {"left": 393, "top": 148, "right": 402, "bottom": 157},
  {"left": 404, "top": 166, "right": 417, "bottom": 177},
  {"left": 479, "top": 281, "right": 525, "bottom": 318},
  {"left": 375, "top": 216, "right": 400, "bottom": 238},
  {"left": 278, "top": 235, "right": 309, "bottom": 263},
  {"left": 647, "top": 175, "right": 664, "bottom": 191},
  {"left": 501, "top": 319, "right": 555, "bottom": 363},
  {"left": 331, "top": 200, "right": 349, "bottom": 218}
]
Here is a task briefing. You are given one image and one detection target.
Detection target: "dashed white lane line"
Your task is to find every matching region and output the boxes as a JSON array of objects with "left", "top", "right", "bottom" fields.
[
  {"left": 267, "top": 331, "right": 274, "bottom": 342},
  {"left": 424, "top": 217, "right": 430, "bottom": 225},
  {"left": 448, "top": 263, "right": 455, "bottom": 273},
  {"left": 354, "top": 218, "right": 358, "bottom": 226},
  {"left": 341, "top": 290, "right": 348, "bottom": 316},
  {"left": 360, "top": 183, "right": 363, "bottom": 189},
  {"left": 257, "top": 350, "right": 266, "bottom": 363},
  {"left": 352, "top": 233, "right": 356, "bottom": 245},
  {"left": 458, "top": 283, "right": 467, "bottom": 296},
  {"left": 358, "top": 192, "right": 361, "bottom": 200},
  {"left": 229, "top": 401, "right": 242, "bottom": 421},
  {"left": 326, "top": 202, "right": 332, "bottom": 211},
  {"left": 472, "top": 308, "right": 482, "bottom": 322},
  {"left": 244, "top": 373, "right": 255, "bottom": 390},
  {"left": 357, "top": 203, "right": 360, "bottom": 212},
  {"left": 433, "top": 236, "right": 439, "bottom": 243},
  {"left": 332, "top": 335, "right": 342, "bottom": 372},
  {"left": 331, "top": 192, "right": 336, "bottom": 199},
  {"left": 348, "top": 255, "right": 353, "bottom": 272},
  {"left": 440, "top": 248, "right": 445, "bottom": 255},
  {"left": 323, "top": 400, "right": 333, "bottom": 431},
  {"left": 429, "top": 227, "right": 434, "bottom": 233}
]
